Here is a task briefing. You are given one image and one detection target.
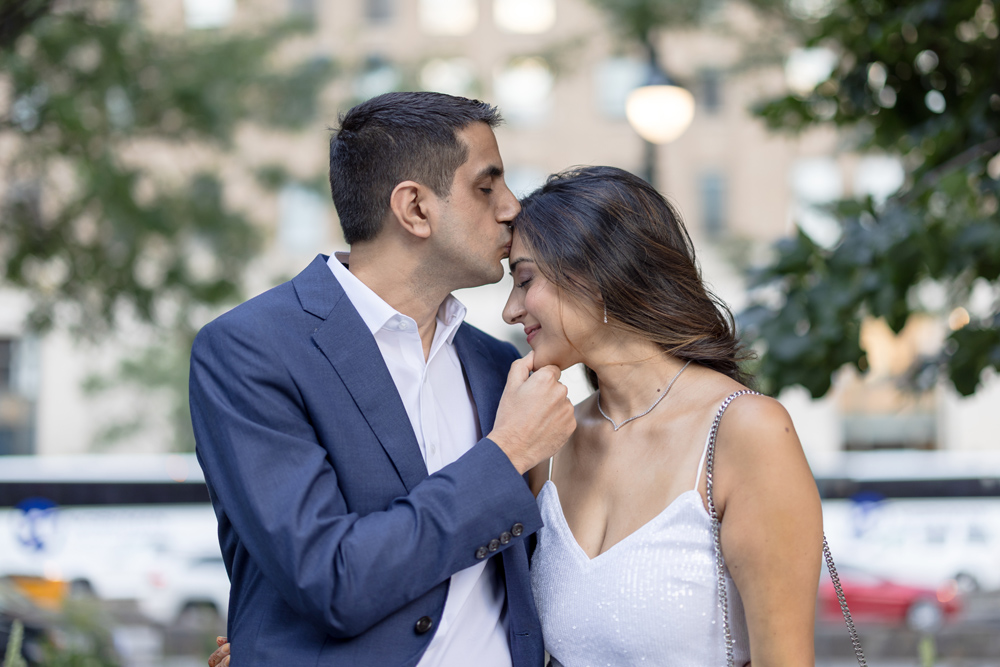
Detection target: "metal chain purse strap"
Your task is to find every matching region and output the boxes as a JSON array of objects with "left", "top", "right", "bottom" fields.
[{"left": 704, "top": 390, "right": 868, "bottom": 667}]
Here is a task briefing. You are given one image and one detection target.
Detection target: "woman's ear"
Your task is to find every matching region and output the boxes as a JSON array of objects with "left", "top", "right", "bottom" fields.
[{"left": 389, "top": 180, "right": 434, "bottom": 240}]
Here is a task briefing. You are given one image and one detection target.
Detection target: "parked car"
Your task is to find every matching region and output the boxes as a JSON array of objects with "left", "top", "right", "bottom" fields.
[
  {"left": 819, "top": 566, "right": 962, "bottom": 631},
  {"left": 139, "top": 553, "right": 229, "bottom": 628},
  {"left": 823, "top": 498, "right": 1000, "bottom": 593}
]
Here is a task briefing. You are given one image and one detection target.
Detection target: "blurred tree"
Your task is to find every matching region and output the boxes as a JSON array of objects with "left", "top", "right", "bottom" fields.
[
  {"left": 737, "top": 0, "right": 1000, "bottom": 398},
  {"left": 0, "top": 0, "right": 336, "bottom": 451},
  {"left": 0, "top": 0, "right": 335, "bottom": 334}
]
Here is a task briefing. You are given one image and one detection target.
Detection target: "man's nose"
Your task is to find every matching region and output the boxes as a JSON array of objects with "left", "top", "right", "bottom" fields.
[{"left": 496, "top": 184, "right": 520, "bottom": 223}]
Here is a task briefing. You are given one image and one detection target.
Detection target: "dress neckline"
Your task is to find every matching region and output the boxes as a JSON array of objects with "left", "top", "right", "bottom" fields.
[{"left": 539, "top": 480, "right": 710, "bottom": 564}]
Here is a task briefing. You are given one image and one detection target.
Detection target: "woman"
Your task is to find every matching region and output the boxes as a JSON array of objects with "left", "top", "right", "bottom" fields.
[
  {"left": 506, "top": 166, "right": 822, "bottom": 666},
  {"left": 209, "top": 166, "right": 824, "bottom": 666}
]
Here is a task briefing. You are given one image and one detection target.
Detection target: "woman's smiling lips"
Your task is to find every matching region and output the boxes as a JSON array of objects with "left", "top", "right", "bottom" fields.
[{"left": 524, "top": 324, "right": 540, "bottom": 344}]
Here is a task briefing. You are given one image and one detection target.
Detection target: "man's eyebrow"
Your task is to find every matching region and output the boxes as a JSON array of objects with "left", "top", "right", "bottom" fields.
[
  {"left": 508, "top": 257, "right": 534, "bottom": 273},
  {"left": 476, "top": 164, "right": 504, "bottom": 180}
]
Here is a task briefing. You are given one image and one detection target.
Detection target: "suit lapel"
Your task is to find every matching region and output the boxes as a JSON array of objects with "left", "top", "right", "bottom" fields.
[
  {"left": 454, "top": 325, "right": 503, "bottom": 439},
  {"left": 295, "top": 256, "right": 428, "bottom": 492}
]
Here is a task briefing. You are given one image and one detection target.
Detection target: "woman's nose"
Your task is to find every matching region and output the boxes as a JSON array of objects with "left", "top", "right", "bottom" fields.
[{"left": 502, "top": 292, "right": 523, "bottom": 325}]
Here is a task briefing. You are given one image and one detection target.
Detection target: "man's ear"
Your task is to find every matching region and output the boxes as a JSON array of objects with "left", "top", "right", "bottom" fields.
[{"left": 388, "top": 180, "right": 435, "bottom": 240}]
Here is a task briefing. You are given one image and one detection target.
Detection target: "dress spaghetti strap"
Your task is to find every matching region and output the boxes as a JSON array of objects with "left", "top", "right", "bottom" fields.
[{"left": 693, "top": 429, "right": 713, "bottom": 491}]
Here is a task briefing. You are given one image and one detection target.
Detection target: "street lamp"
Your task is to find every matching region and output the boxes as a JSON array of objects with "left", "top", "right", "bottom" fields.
[{"left": 625, "top": 37, "right": 695, "bottom": 186}]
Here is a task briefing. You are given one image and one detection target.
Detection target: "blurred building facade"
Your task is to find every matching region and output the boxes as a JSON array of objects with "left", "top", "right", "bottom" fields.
[{"left": 2, "top": 0, "right": 997, "bottom": 457}]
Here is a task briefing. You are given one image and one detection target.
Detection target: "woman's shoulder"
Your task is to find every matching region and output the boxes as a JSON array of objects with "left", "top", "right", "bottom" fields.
[{"left": 708, "top": 387, "right": 803, "bottom": 467}]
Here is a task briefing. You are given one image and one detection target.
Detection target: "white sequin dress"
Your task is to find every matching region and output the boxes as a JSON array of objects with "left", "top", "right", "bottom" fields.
[{"left": 530, "top": 427, "right": 752, "bottom": 667}]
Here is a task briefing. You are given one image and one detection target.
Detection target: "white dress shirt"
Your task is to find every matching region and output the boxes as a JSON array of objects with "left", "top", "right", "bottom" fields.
[{"left": 328, "top": 253, "right": 511, "bottom": 667}]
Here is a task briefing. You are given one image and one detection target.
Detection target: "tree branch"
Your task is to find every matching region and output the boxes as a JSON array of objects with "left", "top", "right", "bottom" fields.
[
  {"left": 899, "top": 137, "right": 1000, "bottom": 206},
  {"left": 0, "top": 0, "right": 55, "bottom": 51}
]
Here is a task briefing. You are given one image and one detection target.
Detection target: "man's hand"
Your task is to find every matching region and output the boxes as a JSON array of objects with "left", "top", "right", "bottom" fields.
[
  {"left": 208, "top": 636, "right": 230, "bottom": 667},
  {"left": 488, "top": 352, "right": 576, "bottom": 474}
]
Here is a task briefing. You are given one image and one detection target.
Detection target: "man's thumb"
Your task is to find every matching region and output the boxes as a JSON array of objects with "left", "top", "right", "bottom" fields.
[{"left": 507, "top": 351, "right": 534, "bottom": 386}]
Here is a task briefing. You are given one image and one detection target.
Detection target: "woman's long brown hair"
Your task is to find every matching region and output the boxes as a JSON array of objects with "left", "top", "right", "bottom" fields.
[{"left": 513, "top": 165, "right": 754, "bottom": 389}]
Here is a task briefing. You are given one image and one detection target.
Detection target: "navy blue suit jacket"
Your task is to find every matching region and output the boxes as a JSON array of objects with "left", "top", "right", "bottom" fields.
[{"left": 190, "top": 255, "right": 545, "bottom": 665}]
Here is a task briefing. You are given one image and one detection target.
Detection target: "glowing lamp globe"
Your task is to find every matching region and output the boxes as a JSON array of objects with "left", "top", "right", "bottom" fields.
[{"left": 625, "top": 84, "right": 695, "bottom": 144}]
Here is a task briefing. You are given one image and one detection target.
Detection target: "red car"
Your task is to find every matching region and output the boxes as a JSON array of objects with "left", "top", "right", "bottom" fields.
[{"left": 818, "top": 566, "right": 962, "bottom": 630}]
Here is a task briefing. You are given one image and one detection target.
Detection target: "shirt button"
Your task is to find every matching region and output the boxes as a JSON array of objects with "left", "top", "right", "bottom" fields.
[
  {"left": 475, "top": 546, "right": 488, "bottom": 560},
  {"left": 488, "top": 539, "right": 501, "bottom": 552},
  {"left": 499, "top": 531, "right": 512, "bottom": 545},
  {"left": 511, "top": 523, "right": 524, "bottom": 537},
  {"left": 398, "top": 320, "right": 409, "bottom": 330},
  {"left": 428, "top": 443, "right": 437, "bottom": 455},
  {"left": 415, "top": 616, "right": 434, "bottom": 634}
]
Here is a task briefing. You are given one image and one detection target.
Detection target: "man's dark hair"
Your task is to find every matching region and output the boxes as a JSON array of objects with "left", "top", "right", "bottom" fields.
[{"left": 329, "top": 92, "right": 503, "bottom": 244}]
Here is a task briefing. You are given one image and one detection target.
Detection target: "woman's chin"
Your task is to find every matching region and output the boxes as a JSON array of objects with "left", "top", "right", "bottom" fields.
[{"left": 531, "top": 351, "right": 573, "bottom": 373}]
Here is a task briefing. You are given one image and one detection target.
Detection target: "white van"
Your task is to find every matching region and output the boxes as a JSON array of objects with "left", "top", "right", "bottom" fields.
[{"left": 0, "top": 454, "right": 229, "bottom": 625}]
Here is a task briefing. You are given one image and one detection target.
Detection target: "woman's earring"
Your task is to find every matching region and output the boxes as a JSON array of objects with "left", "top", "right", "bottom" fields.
[{"left": 603, "top": 304, "right": 608, "bottom": 324}]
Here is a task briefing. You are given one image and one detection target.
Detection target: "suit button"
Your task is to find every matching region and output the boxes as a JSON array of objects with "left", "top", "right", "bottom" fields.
[
  {"left": 415, "top": 616, "right": 433, "bottom": 634},
  {"left": 475, "top": 546, "right": 488, "bottom": 560},
  {"left": 488, "top": 539, "right": 501, "bottom": 552},
  {"left": 499, "top": 531, "right": 512, "bottom": 545},
  {"left": 511, "top": 522, "right": 524, "bottom": 537}
]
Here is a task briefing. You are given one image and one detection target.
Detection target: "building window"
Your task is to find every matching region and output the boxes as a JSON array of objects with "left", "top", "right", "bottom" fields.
[
  {"left": 365, "top": 0, "right": 394, "bottom": 24},
  {"left": 354, "top": 56, "right": 402, "bottom": 101},
  {"left": 0, "top": 337, "right": 37, "bottom": 456},
  {"left": 594, "top": 57, "right": 646, "bottom": 119},
  {"left": 493, "top": 57, "right": 553, "bottom": 127},
  {"left": 698, "top": 68, "right": 723, "bottom": 115},
  {"left": 0, "top": 339, "right": 11, "bottom": 392},
  {"left": 419, "top": 0, "right": 478, "bottom": 36},
  {"left": 790, "top": 157, "right": 843, "bottom": 248},
  {"left": 289, "top": 0, "right": 315, "bottom": 19},
  {"left": 279, "top": 184, "right": 329, "bottom": 255},
  {"left": 183, "top": 0, "right": 235, "bottom": 29},
  {"left": 699, "top": 172, "right": 726, "bottom": 238},
  {"left": 493, "top": 0, "right": 556, "bottom": 34},
  {"left": 420, "top": 58, "right": 477, "bottom": 98}
]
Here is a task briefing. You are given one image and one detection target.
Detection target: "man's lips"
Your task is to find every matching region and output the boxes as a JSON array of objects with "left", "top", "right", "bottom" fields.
[{"left": 524, "top": 324, "right": 540, "bottom": 344}]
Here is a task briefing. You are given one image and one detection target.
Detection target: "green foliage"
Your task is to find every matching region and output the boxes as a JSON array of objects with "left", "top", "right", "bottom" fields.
[
  {"left": 38, "top": 598, "right": 119, "bottom": 667},
  {"left": 82, "top": 331, "right": 196, "bottom": 451},
  {"left": 0, "top": 1, "right": 335, "bottom": 335},
  {"left": 741, "top": 0, "right": 1000, "bottom": 397},
  {"left": 3, "top": 619, "right": 27, "bottom": 667}
]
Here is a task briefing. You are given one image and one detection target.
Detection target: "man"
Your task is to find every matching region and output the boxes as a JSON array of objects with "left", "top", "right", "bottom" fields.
[{"left": 190, "top": 92, "right": 575, "bottom": 665}]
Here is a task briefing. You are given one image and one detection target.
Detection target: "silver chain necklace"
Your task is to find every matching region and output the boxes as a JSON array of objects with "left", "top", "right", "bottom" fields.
[{"left": 596, "top": 360, "right": 692, "bottom": 432}]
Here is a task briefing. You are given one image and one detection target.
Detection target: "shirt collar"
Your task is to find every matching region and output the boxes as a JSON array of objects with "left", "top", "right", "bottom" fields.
[{"left": 328, "top": 252, "right": 467, "bottom": 344}]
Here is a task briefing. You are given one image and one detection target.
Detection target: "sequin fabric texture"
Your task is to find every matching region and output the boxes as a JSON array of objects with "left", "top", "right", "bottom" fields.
[{"left": 531, "top": 471, "right": 752, "bottom": 666}]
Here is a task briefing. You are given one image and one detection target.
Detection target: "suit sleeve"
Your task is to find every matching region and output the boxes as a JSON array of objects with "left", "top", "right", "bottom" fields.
[{"left": 189, "top": 318, "right": 542, "bottom": 639}]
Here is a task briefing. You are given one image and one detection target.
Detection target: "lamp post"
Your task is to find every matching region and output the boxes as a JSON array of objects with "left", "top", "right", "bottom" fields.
[{"left": 625, "top": 33, "right": 695, "bottom": 186}]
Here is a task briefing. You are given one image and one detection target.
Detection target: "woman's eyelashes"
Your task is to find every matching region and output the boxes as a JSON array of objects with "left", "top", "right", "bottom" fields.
[{"left": 512, "top": 270, "right": 533, "bottom": 289}]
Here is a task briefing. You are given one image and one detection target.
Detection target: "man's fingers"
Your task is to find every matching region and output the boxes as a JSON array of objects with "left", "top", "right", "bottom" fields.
[
  {"left": 522, "top": 350, "right": 534, "bottom": 372},
  {"left": 507, "top": 352, "right": 533, "bottom": 386},
  {"left": 216, "top": 637, "right": 227, "bottom": 647},
  {"left": 208, "top": 642, "right": 230, "bottom": 667},
  {"left": 527, "top": 364, "right": 562, "bottom": 384}
]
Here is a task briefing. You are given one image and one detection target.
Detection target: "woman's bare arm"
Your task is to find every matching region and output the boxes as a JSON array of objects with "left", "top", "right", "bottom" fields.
[
  {"left": 712, "top": 395, "right": 823, "bottom": 667},
  {"left": 527, "top": 459, "right": 549, "bottom": 497}
]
